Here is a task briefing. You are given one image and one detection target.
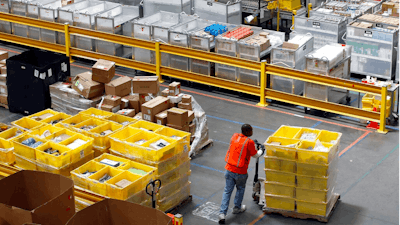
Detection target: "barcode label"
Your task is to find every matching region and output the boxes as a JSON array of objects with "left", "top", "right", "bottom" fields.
[{"left": 143, "top": 114, "right": 151, "bottom": 121}]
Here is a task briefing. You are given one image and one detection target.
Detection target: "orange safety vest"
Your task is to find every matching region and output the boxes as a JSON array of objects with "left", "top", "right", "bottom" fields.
[{"left": 225, "top": 133, "right": 249, "bottom": 168}]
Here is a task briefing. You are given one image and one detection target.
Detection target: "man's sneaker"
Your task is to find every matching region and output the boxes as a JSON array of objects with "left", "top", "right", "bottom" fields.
[
  {"left": 232, "top": 205, "right": 246, "bottom": 214},
  {"left": 218, "top": 214, "right": 225, "bottom": 224}
]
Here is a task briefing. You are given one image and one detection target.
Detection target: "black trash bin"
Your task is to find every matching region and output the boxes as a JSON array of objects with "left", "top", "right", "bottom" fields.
[{"left": 6, "top": 49, "right": 70, "bottom": 115}]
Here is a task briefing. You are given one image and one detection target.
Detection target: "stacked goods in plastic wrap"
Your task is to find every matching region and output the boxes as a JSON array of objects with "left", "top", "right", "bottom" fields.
[
  {"left": 204, "top": 24, "right": 228, "bottom": 36},
  {"left": 0, "top": 51, "right": 8, "bottom": 108},
  {"left": 264, "top": 125, "right": 341, "bottom": 217}
]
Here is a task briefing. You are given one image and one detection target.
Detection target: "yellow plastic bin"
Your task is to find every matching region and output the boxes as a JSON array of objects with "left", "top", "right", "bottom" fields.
[
  {"left": 130, "top": 120, "right": 164, "bottom": 132},
  {"left": 264, "top": 169, "right": 296, "bottom": 186},
  {"left": 157, "top": 182, "right": 191, "bottom": 212},
  {"left": 0, "top": 138, "right": 15, "bottom": 165},
  {"left": 296, "top": 187, "right": 332, "bottom": 203},
  {"left": 14, "top": 153, "right": 37, "bottom": 170},
  {"left": 90, "top": 122, "right": 123, "bottom": 150},
  {"left": 73, "top": 118, "right": 106, "bottom": 135},
  {"left": 158, "top": 172, "right": 191, "bottom": 200},
  {"left": 361, "top": 93, "right": 375, "bottom": 108},
  {"left": 12, "top": 117, "right": 44, "bottom": 131},
  {"left": 264, "top": 136, "right": 299, "bottom": 160},
  {"left": 106, "top": 170, "right": 153, "bottom": 200},
  {"left": 59, "top": 114, "right": 91, "bottom": 129},
  {"left": 40, "top": 150, "right": 94, "bottom": 177},
  {"left": 294, "top": 128, "right": 321, "bottom": 141},
  {"left": 0, "top": 127, "right": 24, "bottom": 140},
  {"left": 272, "top": 125, "right": 301, "bottom": 139},
  {"left": 124, "top": 131, "right": 159, "bottom": 159},
  {"left": 41, "top": 112, "right": 71, "bottom": 125},
  {"left": 264, "top": 156, "right": 296, "bottom": 173},
  {"left": 297, "top": 140, "right": 334, "bottom": 164},
  {"left": 35, "top": 142, "right": 71, "bottom": 168},
  {"left": 80, "top": 107, "right": 114, "bottom": 119},
  {"left": 317, "top": 130, "right": 342, "bottom": 153},
  {"left": 109, "top": 127, "right": 142, "bottom": 155},
  {"left": 59, "top": 133, "right": 94, "bottom": 163},
  {"left": 12, "top": 134, "right": 46, "bottom": 159},
  {"left": 264, "top": 181, "right": 295, "bottom": 198},
  {"left": 71, "top": 161, "right": 107, "bottom": 189},
  {"left": 296, "top": 195, "right": 336, "bottom": 216},
  {"left": 156, "top": 126, "right": 191, "bottom": 155},
  {"left": 120, "top": 160, "right": 157, "bottom": 176},
  {"left": 265, "top": 194, "right": 295, "bottom": 211},
  {"left": 156, "top": 159, "right": 191, "bottom": 185},
  {"left": 94, "top": 153, "right": 131, "bottom": 169},
  {"left": 28, "top": 109, "right": 60, "bottom": 122},
  {"left": 47, "top": 129, "right": 78, "bottom": 143},
  {"left": 140, "top": 136, "right": 178, "bottom": 162},
  {"left": 297, "top": 155, "right": 337, "bottom": 177},
  {"left": 107, "top": 114, "right": 137, "bottom": 126},
  {"left": 29, "top": 124, "right": 63, "bottom": 139},
  {"left": 296, "top": 174, "right": 334, "bottom": 190},
  {"left": 88, "top": 166, "right": 124, "bottom": 196}
]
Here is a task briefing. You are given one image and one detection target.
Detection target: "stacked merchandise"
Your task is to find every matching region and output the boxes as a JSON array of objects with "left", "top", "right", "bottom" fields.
[
  {"left": 109, "top": 120, "right": 191, "bottom": 212},
  {"left": 71, "top": 153, "right": 157, "bottom": 210},
  {"left": 357, "top": 14, "right": 399, "bottom": 27},
  {"left": 0, "top": 51, "right": 8, "bottom": 108},
  {"left": 0, "top": 125, "right": 24, "bottom": 165},
  {"left": 382, "top": 0, "right": 399, "bottom": 17},
  {"left": 204, "top": 24, "right": 228, "bottom": 37},
  {"left": 264, "top": 125, "right": 341, "bottom": 217},
  {"left": 223, "top": 27, "right": 254, "bottom": 40}
]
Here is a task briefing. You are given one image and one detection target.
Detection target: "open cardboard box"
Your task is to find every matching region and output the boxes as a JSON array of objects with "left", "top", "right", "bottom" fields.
[
  {"left": 66, "top": 199, "right": 172, "bottom": 225},
  {"left": 0, "top": 170, "right": 75, "bottom": 225}
]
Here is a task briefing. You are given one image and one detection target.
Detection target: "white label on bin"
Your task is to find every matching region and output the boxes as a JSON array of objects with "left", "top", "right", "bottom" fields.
[
  {"left": 312, "top": 22, "right": 320, "bottom": 29},
  {"left": 80, "top": 150, "right": 84, "bottom": 159},
  {"left": 34, "top": 69, "right": 39, "bottom": 78},
  {"left": 143, "top": 114, "right": 151, "bottom": 121},
  {"left": 61, "top": 62, "right": 67, "bottom": 72},
  {"left": 48, "top": 69, "right": 52, "bottom": 77},
  {"left": 39, "top": 72, "right": 46, "bottom": 80},
  {"left": 364, "top": 31, "right": 372, "bottom": 38}
]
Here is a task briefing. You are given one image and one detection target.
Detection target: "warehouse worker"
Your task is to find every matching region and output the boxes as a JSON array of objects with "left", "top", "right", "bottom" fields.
[{"left": 218, "top": 124, "right": 263, "bottom": 224}]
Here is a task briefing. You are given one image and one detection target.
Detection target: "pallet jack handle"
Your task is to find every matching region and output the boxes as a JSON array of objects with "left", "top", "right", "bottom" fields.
[
  {"left": 253, "top": 140, "right": 265, "bottom": 183},
  {"left": 146, "top": 179, "right": 161, "bottom": 209}
]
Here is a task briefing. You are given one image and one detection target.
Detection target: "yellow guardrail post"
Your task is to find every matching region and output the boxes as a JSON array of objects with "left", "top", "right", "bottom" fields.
[
  {"left": 308, "top": 3, "right": 312, "bottom": 17},
  {"left": 155, "top": 41, "right": 164, "bottom": 83},
  {"left": 257, "top": 61, "right": 268, "bottom": 107},
  {"left": 277, "top": 2, "right": 280, "bottom": 31},
  {"left": 378, "top": 85, "right": 388, "bottom": 134},
  {"left": 64, "top": 23, "right": 73, "bottom": 63},
  {"left": 292, "top": 10, "right": 297, "bottom": 29}
]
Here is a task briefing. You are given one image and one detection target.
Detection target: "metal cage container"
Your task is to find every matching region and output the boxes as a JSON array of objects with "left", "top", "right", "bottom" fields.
[
  {"left": 293, "top": 15, "right": 347, "bottom": 49},
  {"left": 143, "top": 0, "right": 191, "bottom": 17},
  {"left": 346, "top": 20, "right": 398, "bottom": 80},
  {"left": 39, "top": 0, "right": 63, "bottom": 43},
  {"left": 193, "top": 0, "right": 242, "bottom": 25},
  {"left": 270, "top": 34, "right": 314, "bottom": 95},
  {"left": 27, "top": 0, "right": 60, "bottom": 40},
  {"left": 169, "top": 18, "right": 215, "bottom": 72},
  {"left": 95, "top": 5, "right": 140, "bottom": 57},
  {"left": 132, "top": 11, "right": 195, "bottom": 65},
  {"left": 237, "top": 29, "right": 285, "bottom": 86}
]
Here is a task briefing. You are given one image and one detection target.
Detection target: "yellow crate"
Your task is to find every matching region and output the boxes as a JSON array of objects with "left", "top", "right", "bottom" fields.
[
  {"left": 264, "top": 136, "right": 299, "bottom": 160},
  {"left": 90, "top": 122, "right": 123, "bottom": 150},
  {"left": 297, "top": 140, "right": 334, "bottom": 164},
  {"left": 73, "top": 118, "right": 106, "bottom": 135},
  {"left": 120, "top": 160, "right": 157, "bottom": 176},
  {"left": 94, "top": 153, "right": 131, "bottom": 169},
  {"left": 265, "top": 194, "right": 295, "bottom": 211},
  {"left": 157, "top": 159, "right": 191, "bottom": 185},
  {"left": 373, "top": 103, "right": 391, "bottom": 117},
  {"left": 59, "top": 114, "right": 91, "bottom": 129},
  {"left": 88, "top": 166, "right": 124, "bottom": 196},
  {"left": 140, "top": 136, "right": 178, "bottom": 162},
  {"left": 126, "top": 189, "right": 152, "bottom": 204},
  {"left": 317, "top": 130, "right": 341, "bottom": 152},
  {"left": 373, "top": 94, "right": 391, "bottom": 108},
  {"left": 11, "top": 117, "right": 44, "bottom": 131},
  {"left": 0, "top": 123, "right": 12, "bottom": 133},
  {"left": 296, "top": 195, "right": 336, "bottom": 216},
  {"left": 0, "top": 138, "right": 15, "bottom": 165},
  {"left": 107, "top": 114, "right": 137, "bottom": 126},
  {"left": 264, "top": 156, "right": 296, "bottom": 173},
  {"left": 75, "top": 197, "right": 93, "bottom": 212},
  {"left": 12, "top": 134, "right": 46, "bottom": 160},
  {"left": 109, "top": 127, "right": 142, "bottom": 154},
  {"left": 106, "top": 170, "right": 153, "bottom": 200},
  {"left": 296, "top": 187, "right": 332, "bottom": 203},
  {"left": 47, "top": 129, "right": 78, "bottom": 143},
  {"left": 157, "top": 182, "right": 191, "bottom": 212},
  {"left": 93, "top": 146, "right": 110, "bottom": 158},
  {"left": 272, "top": 125, "right": 301, "bottom": 139},
  {"left": 296, "top": 174, "right": 335, "bottom": 191},
  {"left": 158, "top": 172, "right": 190, "bottom": 200},
  {"left": 29, "top": 124, "right": 63, "bottom": 139},
  {"left": 294, "top": 128, "right": 321, "bottom": 141},
  {"left": 28, "top": 109, "right": 60, "bottom": 122},
  {"left": 297, "top": 157, "right": 337, "bottom": 177},
  {"left": 130, "top": 120, "right": 164, "bottom": 132},
  {"left": 264, "top": 169, "right": 296, "bottom": 186},
  {"left": 362, "top": 93, "right": 374, "bottom": 107},
  {"left": 264, "top": 182, "right": 295, "bottom": 198},
  {"left": 59, "top": 133, "right": 94, "bottom": 163},
  {"left": 35, "top": 142, "right": 71, "bottom": 168},
  {"left": 14, "top": 153, "right": 37, "bottom": 170},
  {"left": 156, "top": 126, "right": 191, "bottom": 155},
  {"left": 0, "top": 127, "right": 24, "bottom": 140},
  {"left": 71, "top": 161, "right": 107, "bottom": 189},
  {"left": 80, "top": 107, "right": 114, "bottom": 119},
  {"left": 41, "top": 112, "right": 71, "bottom": 125}
]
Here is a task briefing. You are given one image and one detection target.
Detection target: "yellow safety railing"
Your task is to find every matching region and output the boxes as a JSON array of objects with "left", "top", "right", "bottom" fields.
[{"left": 0, "top": 12, "right": 389, "bottom": 133}]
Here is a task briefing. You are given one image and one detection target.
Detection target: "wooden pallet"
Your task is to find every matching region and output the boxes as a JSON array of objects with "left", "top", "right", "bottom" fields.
[
  {"left": 192, "top": 139, "right": 214, "bottom": 157},
  {"left": 165, "top": 195, "right": 192, "bottom": 214},
  {"left": 263, "top": 193, "right": 340, "bottom": 223},
  {"left": 0, "top": 103, "right": 8, "bottom": 109}
]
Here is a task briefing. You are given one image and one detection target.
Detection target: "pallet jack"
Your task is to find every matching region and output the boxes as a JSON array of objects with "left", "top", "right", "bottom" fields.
[
  {"left": 146, "top": 179, "right": 161, "bottom": 209},
  {"left": 252, "top": 140, "right": 266, "bottom": 207}
]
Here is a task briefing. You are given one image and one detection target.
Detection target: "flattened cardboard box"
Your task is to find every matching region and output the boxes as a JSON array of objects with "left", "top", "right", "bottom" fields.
[
  {"left": 0, "top": 170, "right": 75, "bottom": 225},
  {"left": 132, "top": 76, "right": 159, "bottom": 94},
  {"left": 105, "top": 76, "right": 131, "bottom": 97},
  {"left": 92, "top": 59, "right": 115, "bottom": 84},
  {"left": 122, "top": 95, "right": 140, "bottom": 112},
  {"left": 66, "top": 199, "right": 172, "bottom": 225},
  {"left": 72, "top": 72, "right": 104, "bottom": 99},
  {"left": 141, "top": 96, "right": 170, "bottom": 122}
]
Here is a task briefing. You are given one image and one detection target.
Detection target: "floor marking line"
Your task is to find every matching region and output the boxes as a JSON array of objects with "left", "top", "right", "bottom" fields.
[
  {"left": 249, "top": 212, "right": 266, "bottom": 225},
  {"left": 213, "top": 139, "right": 230, "bottom": 145},
  {"left": 191, "top": 162, "right": 225, "bottom": 174},
  {"left": 339, "top": 131, "right": 371, "bottom": 157},
  {"left": 310, "top": 121, "right": 322, "bottom": 128},
  {"left": 207, "top": 115, "right": 276, "bottom": 132}
]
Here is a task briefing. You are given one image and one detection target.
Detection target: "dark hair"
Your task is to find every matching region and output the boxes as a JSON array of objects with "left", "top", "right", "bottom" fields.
[{"left": 241, "top": 124, "right": 253, "bottom": 137}]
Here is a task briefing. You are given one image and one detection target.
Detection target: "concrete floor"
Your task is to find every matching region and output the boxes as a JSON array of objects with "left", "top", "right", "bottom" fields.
[{"left": 0, "top": 43, "right": 398, "bottom": 225}]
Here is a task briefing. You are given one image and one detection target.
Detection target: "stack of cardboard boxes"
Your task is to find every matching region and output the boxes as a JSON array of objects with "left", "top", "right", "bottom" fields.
[
  {"left": 358, "top": 14, "right": 399, "bottom": 27},
  {"left": 382, "top": 0, "right": 399, "bottom": 17},
  {"left": 0, "top": 51, "right": 8, "bottom": 107},
  {"left": 245, "top": 32, "right": 271, "bottom": 52}
]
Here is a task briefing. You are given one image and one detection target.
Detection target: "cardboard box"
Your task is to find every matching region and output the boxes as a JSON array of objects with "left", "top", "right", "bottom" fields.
[
  {"left": 155, "top": 110, "right": 168, "bottom": 125},
  {"left": 189, "top": 121, "right": 196, "bottom": 136},
  {"left": 72, "top": 72, "right": 104, "bottom": 99},
  {"left": 120, "top": 98, "right": 129, "bottom": 109},
  {"left": 167, "top": 107, "right": 189, "bottom": 127},
  {"left": 161, "top": 88, "right": 169, "bottom": 97},
  {"left": 61, "top": 0, "right": 74, "bottom": 6},
  {"left": 259, "top": 32, "right": 269, "bottom": 37},
  {"left": 169, "top": 82, "right": 181, "bottom": 96},
  {"left": 92, "top": 59, "right": 115, "bottom": 84},
  {"left": 141, "top": 96, "right": 170, "bottom": 122},
  {"left": 132, "top": 76, "right": 159, "bottom": 94},
  {"left": 66, "top": 199, "right": 172, "bottom": 225},
  {"left": 117, "top": 109, "right": 135, "bottom": 117},
  {"left": 105, "top": 76, "right": 131, "bottom": 97},
  {"left": 282, "top": 42, "right": 299, "bottom": 50},
  {"left": 122, "top": 95, "right": 140, "bottom": 113},
  {"left": 182, "top": 94, "right": 192, "bottom": 103},
  {"left": 96, "top": 104, "right": 120, "bottom": 113},
  {"left": 0, "top": 94, "right": 7, "bottom": 105},
  {"left": 0, "top": 170, "right": 75, "bottom": 225},
  {"left": 1, "top": 66, "right": 6, "bottom": 75},
  {"left": 134, "top": 112, "right": 142, "bottom": 120},
  {"left": 0, "top": 74, "right": 5, "bottom": 82},
  {"left": 188, "top": 110, "right": 194, "bottom": 123},
  {"left": 178, "top": 102, "right": 192, "bottom": 110},
  {"left": 167, "top": 123, "right": 189, "bottom": 132},
  {"left": 139, "top": 93, "right": 153, "bottom": 105},
  {"left": 0, "top": 82, "right": 7, "bottom": 95},
  {"left": 0, "top": 51, "right": 8, "bottom": 61},
  {"left": 103, "top": 95, "right": 121, "bottom": 107}
]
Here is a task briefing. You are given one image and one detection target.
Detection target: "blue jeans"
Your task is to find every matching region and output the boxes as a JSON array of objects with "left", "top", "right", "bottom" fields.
[{"left": 219, "top": 170, "right": 248, "bottom": 215}]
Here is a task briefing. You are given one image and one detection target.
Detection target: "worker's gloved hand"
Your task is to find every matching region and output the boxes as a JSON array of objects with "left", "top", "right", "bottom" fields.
[{"left": 252, "top": 150, "right": 264, "bottom": 158}]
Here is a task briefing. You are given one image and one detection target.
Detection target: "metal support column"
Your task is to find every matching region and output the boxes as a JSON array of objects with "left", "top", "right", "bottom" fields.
[
  {"left": 155, "top": 41, "right": 164, "bottom": 83},
  {"left": 378, "top": 86, "right": 388, "bottom": 134},
  {"left": 308, "top": 3, "right": 312, "bottom": 17},
  {"left": 64, "top": 23, "right": 73, "bottom": 62},
  {"left": 292, "top": 10, "right": 297, "bottom": 29},
  {"left": 258, "top": 62, "right": 268, "bottom": 107}
]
